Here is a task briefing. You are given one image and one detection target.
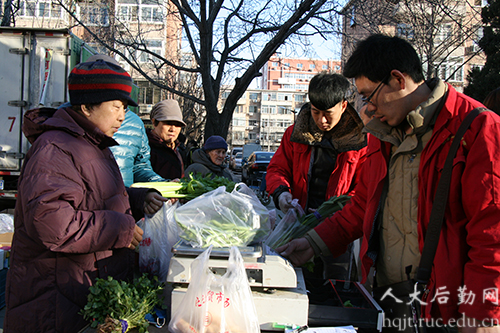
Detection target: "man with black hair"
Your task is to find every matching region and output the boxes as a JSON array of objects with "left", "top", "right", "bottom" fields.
[
  {"left": 277, "top": 34, "right": 500, "bottom": 332},
  {"left": 266, "top": 73, "right": 367, "bottom": 280}
]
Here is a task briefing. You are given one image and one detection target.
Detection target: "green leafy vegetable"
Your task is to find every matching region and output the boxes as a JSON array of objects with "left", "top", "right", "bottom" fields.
[
  {"left": 177, "top": 173, "right": 236, "bottom": 200},
  {"left": 80, "top": 274, "right": 164, "bottom": 333}
]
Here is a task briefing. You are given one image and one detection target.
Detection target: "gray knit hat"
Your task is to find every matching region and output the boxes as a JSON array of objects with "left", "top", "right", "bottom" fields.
[{"left": 150, "top": 100, "right": 186, "bottom": 127}]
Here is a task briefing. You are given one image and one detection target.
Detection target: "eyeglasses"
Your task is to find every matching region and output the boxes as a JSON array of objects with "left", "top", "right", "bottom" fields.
[{"left": 360, "top": 78, "right": 387, "bottom": 107}]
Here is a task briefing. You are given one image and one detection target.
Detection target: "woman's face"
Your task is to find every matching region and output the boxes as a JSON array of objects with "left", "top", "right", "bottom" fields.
[
  {"left": 207, "top": 148, "right": 227, "bottom": 166},
  {"left": 153, "top": 120, "right": 182, "bottom": 145},
  {"left": 82, "top": 100, "right": 126, "bottom": 137}
]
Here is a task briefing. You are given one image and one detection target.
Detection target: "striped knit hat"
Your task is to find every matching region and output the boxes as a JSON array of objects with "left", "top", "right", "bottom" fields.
[{"left": 68, "top": 60, "right": 138, "bottom": 107}]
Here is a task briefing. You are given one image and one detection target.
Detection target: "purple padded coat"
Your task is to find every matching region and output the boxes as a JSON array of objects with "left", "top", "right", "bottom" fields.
[{"left": 5, "top": 107, "right": 149, "bottom": 333}]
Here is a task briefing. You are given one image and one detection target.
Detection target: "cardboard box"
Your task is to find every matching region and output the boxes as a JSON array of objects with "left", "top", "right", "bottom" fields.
[{"left": 0, "top": 232, "right": 13, "bottom": 247}]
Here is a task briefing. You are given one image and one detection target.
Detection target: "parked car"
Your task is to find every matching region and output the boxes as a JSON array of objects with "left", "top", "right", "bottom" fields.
[
  {"left": 241, "top": 151, "right": 275, "bottom": 186},
  {"left": 229, "top": 152, "right": 243, "bottom": 171}
]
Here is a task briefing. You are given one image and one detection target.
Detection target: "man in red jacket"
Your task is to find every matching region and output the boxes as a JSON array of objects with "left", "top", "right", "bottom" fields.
[
  {"left": 277, "top": 34, "right": 500, "bottom": 333},
  {"left": 266, "top": 73, "right": 367, "bottom": 280}
]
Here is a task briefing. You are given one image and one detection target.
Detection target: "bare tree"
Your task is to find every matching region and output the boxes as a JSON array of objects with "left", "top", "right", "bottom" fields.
[
  {"left": 341, "top": 0, "right": 485, "bottom": 85},
  {"left": 51, "top": 0, "right": 340, "bottom": 140}
]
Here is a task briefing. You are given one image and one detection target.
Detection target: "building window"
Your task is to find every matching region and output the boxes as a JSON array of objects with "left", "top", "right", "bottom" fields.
[
  {"left": 322, "top": 65, "right": 328, "bottom": 70},
  {"left": 20, "top": 1, "right": 62, "bottom": 18},
  {"left": 249, "top": 93, "right": 259, "bottom": 101},
  {"left": 295, "top": 94, "right": 306, "bottom": 102},
  {"left": 309, "top": 64, "right": 316, "bottom": 69},
  {"left": 437, "top": 24, "right": 453, "bottom": 41},
  {"left": 249, "top": 106, "right": 258, "bottom": 114},
  {"left": 272, "top": 62, "right": 278, "bottom": 67},
  {"left": 232, "top": 131, "right": 245, "bottom": 140},
  {"left": 435, "top": 60, "right": 463, "bottom": 82},
  {"left": 117, "top": 0, "right": 163, "bottom": 22},
  {"left": 277, "top": 93, "right": 291, "bottom": 101},
  {"left": 261, "top": 105, "right": 276, "bottom": 114},
  {"left": 249, "top": 120, "right": 258, "bottom": 127},
  {"left": 141, "top": 5, "right": 163, "bottom": 22},
  {"left": 139, "top": 40, "right": 163, "bottom": 62},
  {"left": 87, "top": 7, "right": 109, "bottom": 26},
  {"left": 118, "top": 4, "right": 138, "bottom": 21},
  {"left": 297, "top": 63, "right": 303, "bottom": 69},
  {"left": 137, "top": 80, "right": 162, "bottom": 105},
  {"left": 262, "top": 93, "right": 277, "bottom": 101},
  {"left": 232, "top": 118, "right": 246, "bottom": 127}
]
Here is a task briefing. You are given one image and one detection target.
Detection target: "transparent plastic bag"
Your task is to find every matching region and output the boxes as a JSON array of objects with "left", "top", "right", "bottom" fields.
[
  {"left": 0, "top": 214, "right": 14, "bottom": 233},
  {"left": 264, "top": 199, "right": 305, "bottom": 249},
  {"left": 168, "top": 246, "right": 260, "bottom": 333},
  {"left": 173, "top": 184, "right": 270, "bottom": 248},
  {"left": 137, "top": 200, "right": 180, "bottom": 281}
]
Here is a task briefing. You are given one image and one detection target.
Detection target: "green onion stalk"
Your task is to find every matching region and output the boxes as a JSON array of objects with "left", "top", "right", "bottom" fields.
[{"left": 130, "top": 173, "right": 236, "bottom": 201}]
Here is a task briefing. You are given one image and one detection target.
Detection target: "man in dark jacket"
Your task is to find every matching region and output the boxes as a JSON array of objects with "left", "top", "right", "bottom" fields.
[{"left": 147, "top": 99, "right": 186, "bottom": 180}]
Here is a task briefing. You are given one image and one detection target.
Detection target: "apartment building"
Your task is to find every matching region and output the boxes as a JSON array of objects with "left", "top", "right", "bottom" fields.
[
  {"left": 261, "top": 56, "right": 342, "bottom": 91},
  {"left": 340, "top": 0, "right": 486, "bottom": 92},
  {"left": 222, "top": 88, "right": 308, "bottom": 152}
]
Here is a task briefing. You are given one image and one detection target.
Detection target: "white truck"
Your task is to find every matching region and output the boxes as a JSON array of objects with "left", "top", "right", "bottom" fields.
[{"left": 0, "top": 27, "right": 98, "bottom": 209}]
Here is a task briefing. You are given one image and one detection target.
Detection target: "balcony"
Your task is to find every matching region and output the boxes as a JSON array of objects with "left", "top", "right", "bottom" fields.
[{"left": 278, "top": 77, "right": 296, "bottom": 84}]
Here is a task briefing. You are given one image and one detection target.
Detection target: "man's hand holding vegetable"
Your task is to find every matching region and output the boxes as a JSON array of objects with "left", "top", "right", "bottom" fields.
[{"left": 276, "top": 237, "right": 314, "bottom": 267}]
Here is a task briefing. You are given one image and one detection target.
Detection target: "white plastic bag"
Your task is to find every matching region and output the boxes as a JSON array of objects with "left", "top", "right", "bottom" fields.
[
  {"left": 0, "top": 214, "right": 14, "bottom": 233},
  {"left": 168, "top": 246, "right": 260, "bottom": 333},
  {"left": 173, "top": 184, "right": 270, "bottom": 248},
  {"left": 264, "top": 199, "right": 305, "bottom": 249},
  {"left": 137, "top": 200, "right": 179, "bottom": 281}
]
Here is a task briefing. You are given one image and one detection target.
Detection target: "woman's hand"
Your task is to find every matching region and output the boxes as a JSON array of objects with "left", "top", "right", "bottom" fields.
[
  {"left": 143, "top": 192, "right": 169, "bottom": 215},
  {"left": 128, "top": 225, "right": 144, "bottom": 250}
]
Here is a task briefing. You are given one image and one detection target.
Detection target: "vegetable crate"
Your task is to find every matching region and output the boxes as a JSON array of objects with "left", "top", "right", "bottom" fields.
[{"left": 306, "top": 278, "right": 383, "bottom": 331}]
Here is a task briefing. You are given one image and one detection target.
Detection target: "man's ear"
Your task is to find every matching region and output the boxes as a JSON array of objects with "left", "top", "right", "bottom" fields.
[
  {"left": 390, "top": 70, "right": 407, "bottom": 90},
  {"left": 341, "top": 99, "right": 348, "bottom": 111}
]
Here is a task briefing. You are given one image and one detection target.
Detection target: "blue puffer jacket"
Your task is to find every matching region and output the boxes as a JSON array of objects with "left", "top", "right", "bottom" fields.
[{"left": 110, "top": 111, "right": 164, "bottom": 187}]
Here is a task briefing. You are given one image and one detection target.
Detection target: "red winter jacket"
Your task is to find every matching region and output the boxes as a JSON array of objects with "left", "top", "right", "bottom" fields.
[
  {"left": 5, "top": 107, "right": 150, "bottom": 333},
  {"left": 266, "top": 103, "right": 367, "bottom": 209},
  {"left": 313, "top": 83, "right": 500, "bottom": 323}
]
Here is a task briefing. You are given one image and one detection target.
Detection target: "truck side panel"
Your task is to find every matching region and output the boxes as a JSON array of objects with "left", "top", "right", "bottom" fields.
[
  {"left": 0, "top": 33, "right": 26, "bottom": 172},
  {"left": 0, "top": 28, "right": 71, "bottom": 205}
]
